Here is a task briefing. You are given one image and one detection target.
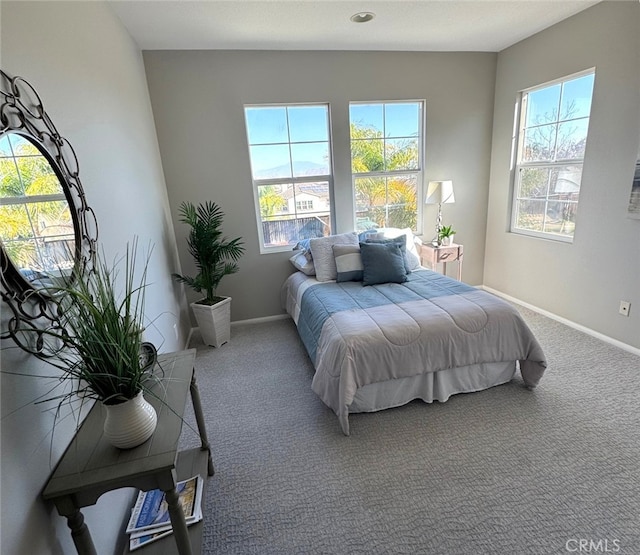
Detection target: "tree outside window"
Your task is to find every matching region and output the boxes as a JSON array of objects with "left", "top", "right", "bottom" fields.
[
  {"left": 350, "top": 101, "right": 423, "bottom": 232},
  {"left": 0, "top": 133, "right": 75, "bottom": 274}
]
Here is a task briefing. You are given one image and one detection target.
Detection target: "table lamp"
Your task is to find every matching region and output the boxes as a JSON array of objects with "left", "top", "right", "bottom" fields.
[{"left": 425, "top": 180, "right": 455, "bottom": 246}]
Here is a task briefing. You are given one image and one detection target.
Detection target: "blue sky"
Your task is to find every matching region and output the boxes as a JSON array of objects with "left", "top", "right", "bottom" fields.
[
  {"left": 244, "top": 102, "right": 422, "bottom": 179},
  {"left": 349, "top": 102, "right": 421, "bottom": 138},
  {"left": 526, "top": 73, "right": 594, "bottom": 126},
  {"left": 245, "top": 105, "right": 329, "bottom": 178}
]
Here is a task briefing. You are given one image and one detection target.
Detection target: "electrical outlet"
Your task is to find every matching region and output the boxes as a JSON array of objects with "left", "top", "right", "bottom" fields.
[{"left": 619, "top": 301, "right": 631, "bottom": 317}]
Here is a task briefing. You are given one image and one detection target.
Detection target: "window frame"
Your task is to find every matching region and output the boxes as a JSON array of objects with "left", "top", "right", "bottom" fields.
[
  {"left": 244, "top": 102, "right": 335, "bottom": 254},
  {"left": 510, "top": 69, "right": 595, "bottom": 243},
  {"left": 349, "top": 100, "right": 425, "bottom": 234},
  {"left": 0, "top": 134, "right": 76, "bottom": 273}
]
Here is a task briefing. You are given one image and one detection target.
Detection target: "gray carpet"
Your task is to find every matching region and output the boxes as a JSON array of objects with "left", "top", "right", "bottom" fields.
[{"left": 180, "top": 305, "right": 640, "bottom": 554}]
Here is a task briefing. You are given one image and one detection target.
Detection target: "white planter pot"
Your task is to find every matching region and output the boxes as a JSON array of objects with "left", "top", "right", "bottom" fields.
[
  {"left": 191, "top": 296, "right": 232, "bottom": 348},
  {"left": 103, "top": 391, "right": 157, "bottom": 449},
  {"left": 441, "top": 235, "right": 455, "bottom": 246}
]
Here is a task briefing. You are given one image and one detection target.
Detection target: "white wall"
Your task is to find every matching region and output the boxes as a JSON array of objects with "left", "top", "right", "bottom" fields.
[
  {"left": 484, "top": 1, "right": 640, "bottom": 350},
  {"left": 143, "top": 50, "right": 498, "bottom": 321},
  {"left": 0, "top": 2, "right": 189, "bottom": 553}
]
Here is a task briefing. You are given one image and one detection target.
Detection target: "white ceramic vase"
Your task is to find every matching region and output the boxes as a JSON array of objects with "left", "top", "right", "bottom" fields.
[
  {"left": 441, "top": 235, "right": 455, "bottom": 246},
  {"left": 103, "top": 391, "right": 158, "bottom": 449}
]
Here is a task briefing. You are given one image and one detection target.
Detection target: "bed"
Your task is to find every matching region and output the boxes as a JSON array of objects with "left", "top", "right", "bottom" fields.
[{"left": 282, "top": 231, "right": 547, "bottom": 435}]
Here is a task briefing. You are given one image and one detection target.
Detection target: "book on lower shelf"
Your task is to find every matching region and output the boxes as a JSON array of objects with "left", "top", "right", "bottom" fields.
[
  {"left": 128, "top": 528, "right": 175, "bottom": 551},
  {"left": 126, "top": 474, "right": 203, "bottom": 551}
]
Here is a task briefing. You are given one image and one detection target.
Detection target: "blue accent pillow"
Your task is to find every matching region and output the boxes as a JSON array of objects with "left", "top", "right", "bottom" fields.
[
  {"left": 364, "top": 234, "right": 412, "bottom": 274},
  {"left": 359, "top": 242, "right": 408, "bottom": 286},
  {"left": 293, "top": 238, "right": 312, "bottom": 252}
]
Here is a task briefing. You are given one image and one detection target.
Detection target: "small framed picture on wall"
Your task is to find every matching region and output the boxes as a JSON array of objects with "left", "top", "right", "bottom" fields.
[{"left": 629, "top": 155, "right": 640, "bottom": 219}]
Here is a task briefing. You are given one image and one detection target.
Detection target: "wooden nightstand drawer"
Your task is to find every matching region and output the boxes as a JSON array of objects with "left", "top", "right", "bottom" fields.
[
  {"left": 420, "top": 243, "right": 464, "bottom": 280},
  {"left": 432, "top": 244, "right": 462, "bottom": 263}
]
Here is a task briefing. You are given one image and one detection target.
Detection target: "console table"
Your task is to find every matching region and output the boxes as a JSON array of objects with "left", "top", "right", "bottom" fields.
[{"left": 42, "top": 349, "right": 214, "bottom": 555}]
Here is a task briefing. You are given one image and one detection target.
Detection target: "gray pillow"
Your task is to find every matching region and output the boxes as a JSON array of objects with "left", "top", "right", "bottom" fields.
[
  {"left": 332, "top": 244, "right": 363, "bottom": 282},
  {"left": 365, "top": 234, "right": 412, "bottom": 273},
  {"left": 359, "top": 241, "right": 408, "bottom": 286}
]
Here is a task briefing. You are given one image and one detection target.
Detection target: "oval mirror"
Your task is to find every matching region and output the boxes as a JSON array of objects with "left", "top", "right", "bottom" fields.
[
  {"left": 1, "top": 70, "right": 98, "bottom": 355},
  {"left": 0, "top": 131, "right": 78, "bottom": 293}
]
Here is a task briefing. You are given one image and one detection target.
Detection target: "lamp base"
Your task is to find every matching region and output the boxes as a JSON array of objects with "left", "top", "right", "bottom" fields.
[{"left": 433, "top": 204, "right": 443, "bottom": 247}]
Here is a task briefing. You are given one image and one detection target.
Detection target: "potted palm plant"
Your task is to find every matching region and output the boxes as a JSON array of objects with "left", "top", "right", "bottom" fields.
[
  {"left": 10, "top": 240, "right": 161, "bottom": 449},
  {"left": 173, "top": 201, "right": 245, "bottom": 348}
]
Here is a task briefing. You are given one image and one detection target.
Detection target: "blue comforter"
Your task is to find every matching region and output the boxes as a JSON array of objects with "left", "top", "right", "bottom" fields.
[{"left": 298, "top": 270, "right": 475, "bottom": 364}]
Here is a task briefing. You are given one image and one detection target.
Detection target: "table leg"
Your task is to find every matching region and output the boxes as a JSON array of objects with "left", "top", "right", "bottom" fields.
[
  {"left": 458, "top": 254, "right": 463, "bottom": 281},
  {"left": 190, "top": 372, "right": 215, "bottom": 476},
  {"left": 165, "top": 486, "right": 193, "bottom": 555},
  {"left": 66, "top": 508, "right": 96, "bottom": 555},
  {"left": 442, "top": 261, "right": 447, "bottom": 276}
]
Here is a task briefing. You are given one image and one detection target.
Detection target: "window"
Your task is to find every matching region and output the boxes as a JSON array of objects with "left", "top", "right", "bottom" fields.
[
  {"left": 244, "top": 104, "right": 333, "bottom": 252},
  {"left": 350, "top": 101, "right": 424, "bottom": 232},
  {"left": 0, "top": 133, "right": 75, "bottom": 274},
  {"left": 512, "top": 71, "right": 595, "bottom": 241},
  {"left": 296, "top": 200, "right": 314, "bottom": 211}
]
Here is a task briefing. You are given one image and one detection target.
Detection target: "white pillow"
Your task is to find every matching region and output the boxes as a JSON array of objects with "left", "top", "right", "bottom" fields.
[
  {"left": 309, "top": 232, "right": 359, "bottom": 281},
  {"left": 368, "top": 228, "right": 421, "bottom": 270}
]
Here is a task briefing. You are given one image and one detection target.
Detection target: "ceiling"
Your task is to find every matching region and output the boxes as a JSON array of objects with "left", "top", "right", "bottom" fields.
[{"left": 109, "top": 0, "right": 600, "bottom": 53}]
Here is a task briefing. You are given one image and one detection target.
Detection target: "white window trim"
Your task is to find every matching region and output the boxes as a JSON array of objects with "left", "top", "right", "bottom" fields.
[
  {"left": 349, "top": 100, "right": 425, "bottom": 234},
  {"left": 510, "top": 68, "right": 595, "bottom": 243},
  {"left": 244, "top": 102, "right": 335, "bottom": 254}
]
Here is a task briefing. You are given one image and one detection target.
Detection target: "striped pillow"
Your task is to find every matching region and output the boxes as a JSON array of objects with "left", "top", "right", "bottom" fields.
[
  {"left": 309, "top": 232, "right": 359, "bottom": 281},
  {"left": 332, "top": 244, "right": 363, "bottom": 282}
]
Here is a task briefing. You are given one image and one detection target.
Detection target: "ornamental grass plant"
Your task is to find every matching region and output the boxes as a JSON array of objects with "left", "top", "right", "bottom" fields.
[{"left": 24, "top": 240, "right": 158, "bottom": 407}]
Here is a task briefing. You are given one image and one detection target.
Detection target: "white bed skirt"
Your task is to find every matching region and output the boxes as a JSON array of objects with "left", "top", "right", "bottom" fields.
[{"left": 349, "top": 360, "right": 517, "bottom": 413}]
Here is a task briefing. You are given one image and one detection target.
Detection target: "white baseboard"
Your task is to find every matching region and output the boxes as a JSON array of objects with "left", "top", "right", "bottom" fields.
[
  {"left": 481, "top": 286, "right": 640, "bottom": 358},
  {"left": 231, "top": 314, "right": 291, "bottom": 326},
  {"left": 189, "top": 313, "right": 291, "bottom": 340}
]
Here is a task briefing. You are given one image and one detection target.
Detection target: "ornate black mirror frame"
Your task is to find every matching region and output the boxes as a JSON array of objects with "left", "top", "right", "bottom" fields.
[{"left": 0, "top": 70, "right": 98, "bottom": 354}]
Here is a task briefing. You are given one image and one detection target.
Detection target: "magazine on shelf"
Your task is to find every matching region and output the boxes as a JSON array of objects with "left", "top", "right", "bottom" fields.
[
  {"left": 125, "top": 474, "right": 204, "bottom": 535},
  {"left": 129, "top": 503, "right": 202, "bottom": 539},
  {"left": 128, "top": 504, "right": 202, "bottom": 551},
  {"left": 128, "top": 527, "right": 174, "bottom": 551}
]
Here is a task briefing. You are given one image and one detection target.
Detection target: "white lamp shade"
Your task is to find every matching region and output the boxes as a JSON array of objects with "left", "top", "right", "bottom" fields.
[{"left": 426, "top": 180, "right": 455, "bottom": 204}]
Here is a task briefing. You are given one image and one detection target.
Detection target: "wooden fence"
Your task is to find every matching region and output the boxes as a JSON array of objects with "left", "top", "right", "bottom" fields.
[{"left": 262, "top": 215, "right": 330, "bottom": 245}]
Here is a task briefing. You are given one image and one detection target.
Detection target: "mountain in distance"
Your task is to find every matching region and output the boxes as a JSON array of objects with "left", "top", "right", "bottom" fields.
[{"left": 255, "top": 160, "right": 328, "bottom": 179}]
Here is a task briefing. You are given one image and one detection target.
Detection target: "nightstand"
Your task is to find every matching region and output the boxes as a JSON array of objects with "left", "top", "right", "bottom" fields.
[{"left": 421, "top": 243, "right": 464, "bottom": 281}]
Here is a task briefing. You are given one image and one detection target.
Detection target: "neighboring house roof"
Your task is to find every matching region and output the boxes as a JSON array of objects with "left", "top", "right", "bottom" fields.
[{"left": 281, "top": 184, "right": 329, "bottom": 200}]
